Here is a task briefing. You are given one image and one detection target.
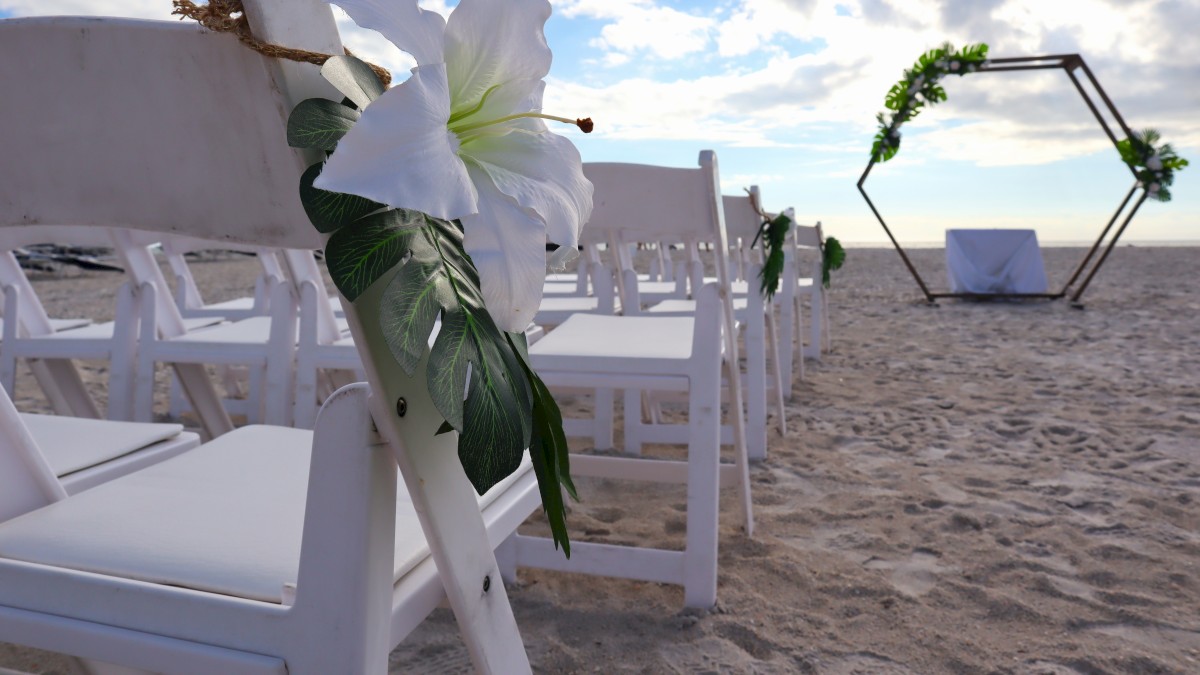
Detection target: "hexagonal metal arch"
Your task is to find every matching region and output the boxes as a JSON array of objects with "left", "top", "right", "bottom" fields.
[{"left": 857, "top": 54, "right": 1149, "bottom": 304}]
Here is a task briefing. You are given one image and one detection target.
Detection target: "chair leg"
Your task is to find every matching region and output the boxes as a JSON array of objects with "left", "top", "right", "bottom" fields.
[
  {"left": 744, "top": 319, "right": 768, "bottom": 463},
  {"left": 173, "top": 363, "right": 235, "bottom": 440},
  {"left": 722, "top": 354, "right": 754, "bottom": 538},
  {"left": 683, "top": 350, "right": 722, "bottom": 609},
  {"left": 805, "top": 288, "right": 822, "bottom": 360},
  {"left": 233, "top": 366, "right": 257, "bottom": 424},
  {"left": 106, "top": 284, "right": 138, "bottom": 421},
  {"left": 495, "top": 535, "right": 519, "bottom": 586},
  {"left": 795, "top": 294, "right": 807, "bottom": 379},
  {"left": 292, "top": 384, "right": 396, "bottom": 674},
  {"left": 821, "top": 288, "right": 832, "bottom": 353},
  {"left": 293, "top": 355, "right": 319, "bottom": 430},
  {"left": 764, "top": 310, "right": 786, "bottom": 437},
  {"left": 593, "top": 387, "right": 614, "bottom": 450},
  {"left": 622, "top": 388, "right": 643, "bottom": 456},
  {"left": 134, "top": 349, "right": 158, "bottom": 423},
  {"left": 33, "top": 360, "right": 102, "bottom": 419},
  {"left": 167, "top": 374, "right": 189, "bottom": 419},
  {"left": 778, "top": 294, "right": 794, "bottom": 391}
]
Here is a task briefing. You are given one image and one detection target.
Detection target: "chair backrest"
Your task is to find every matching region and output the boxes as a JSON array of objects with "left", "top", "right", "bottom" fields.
[
  {"left": 582, "top": 153, "right": 740, "bottom": 364},
  {"left": 0, "top": 225, "right": 130, "bottom": 337},
  {"left": 583, "top": 152, "right": 733, "bottom": 296},
  {"left": 794, "top": 222, "right": 823, "bottom": 249},
  {"left": 157, "top": 235, "right": 286, "bottom": 312},
  {"left": 722, "top": 188, "right": 767, "bottom": 282},
  {"left": 0, "top": 18, "right": 323, "bottom": 251},
  {"left": 722, "top": 187, "right": 764, "bottom": 246},
  {"left": 0, "top": 7, "right": 529, "bottom": 669}
]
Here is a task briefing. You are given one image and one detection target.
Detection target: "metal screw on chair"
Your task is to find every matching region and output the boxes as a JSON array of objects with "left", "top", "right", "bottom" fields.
[
  {"left": 395, "top": 397, "right": 407, "bottom": 417},
  {"left": 483, "top": 575, "right": 491, "bottom": 593}
]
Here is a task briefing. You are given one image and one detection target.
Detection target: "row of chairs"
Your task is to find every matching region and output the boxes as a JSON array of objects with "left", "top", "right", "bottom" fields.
[{"left": 0, "top": 7, "right": 832, "bottom": 675}]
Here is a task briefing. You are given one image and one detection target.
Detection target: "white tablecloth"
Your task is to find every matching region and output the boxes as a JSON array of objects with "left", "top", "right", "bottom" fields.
[{"left": 945, "top": 229, "right": 1048, "bottom": 295}]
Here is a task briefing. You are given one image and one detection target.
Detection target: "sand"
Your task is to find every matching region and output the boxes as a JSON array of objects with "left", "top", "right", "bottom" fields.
[{"left": 3, "top": 245, "right": 1198, "bottom": 674}]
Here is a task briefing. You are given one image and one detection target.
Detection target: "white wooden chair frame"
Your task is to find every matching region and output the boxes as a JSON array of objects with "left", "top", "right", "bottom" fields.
[
  {"left": 516, "top": 153, "right": 753, "bottom": 609},
  {"left": 779, "top": 222, "right": 830, "bottom": 382},
  {"left": 0, "top": 8, "right": 540, "bottom": 672}
]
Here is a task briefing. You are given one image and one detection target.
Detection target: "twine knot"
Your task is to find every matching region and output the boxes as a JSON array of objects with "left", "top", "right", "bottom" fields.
[{"left": 172, "top": 0, "right": 392, "bottom": 88}]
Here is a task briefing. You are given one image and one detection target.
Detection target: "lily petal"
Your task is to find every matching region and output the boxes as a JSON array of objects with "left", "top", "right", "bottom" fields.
[
  {"left": 461, "top": 163, "right": 547, "bottom": 332},
  {"left": 444, "top": 0, "right": 552, "bottom": 116},
  {"left": 449, "top": 77, "right": 543, "bottom": 136},
  {"left": 316, "top": 64, "right": 478, "bottom": 222},
  {"left": 327, "top": 0, "right": 446, "bottom": 67},
  {"left": 462, "top": 124, "right": 592, "bottom": 250}
]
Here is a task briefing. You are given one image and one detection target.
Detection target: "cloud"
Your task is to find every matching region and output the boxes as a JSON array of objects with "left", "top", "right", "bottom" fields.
[
  {"left": 556, "top": 0, "right": 717, "bottom": 61},
  {"left": 548, "top": 0, "right": 1199, "bottom": 172},
  {"left": 720, "top": 173, "right": 787, "bottom": 191},
  {"left": 0, "top": 0, "right": 171, "bottom": 18}
]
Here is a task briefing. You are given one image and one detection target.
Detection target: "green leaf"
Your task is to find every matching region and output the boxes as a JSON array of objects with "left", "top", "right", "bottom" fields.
[
  {"left": 320, "top": 55, "right": 386, "bottom": 110},
  {"left": 822, "top": 236, "right": 846, "bottom": 288},
  {"left": 379, "top": 255, "right": 453, "bottom": 375},
  {"left": 299, "top": 162, "right": 385, "bottom": 234},
  {"left": 757, "top": 212, "right": 792, "bottom": 299},
  {"left": 287, "top": 98, "right": 359, "bottom": 151},
  {"left": 325, "top": 208, "right": 422, "bottom": 301},
  {"left": 508, "top": 332, "right": 575, "bottom": 555},
  {"left": 429, "top": 306, "right": 531, "bottom": 493}
]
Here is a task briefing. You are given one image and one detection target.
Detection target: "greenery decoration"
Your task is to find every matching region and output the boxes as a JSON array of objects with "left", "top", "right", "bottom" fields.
[
  {"left": 870, "top": 42, "right": 989, "bottom": 163},
  {"left": 1117, "top": 128, "right": 1189, "bottom": 202},
  {"left": 870, "top": 44, "right": 1188, "bottom": 203},
  {"left": 753, "top": 209, "right": 793, "bottom": 299},
  {"left": 288, "top": 57, "right": 575, "bottom": 555},
  {"left": 822, "top": 236, "right": 845, "bottom": 288}
]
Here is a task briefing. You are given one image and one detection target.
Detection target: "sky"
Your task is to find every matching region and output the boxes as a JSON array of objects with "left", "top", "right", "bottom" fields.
[{"left": 3, "top": 0, "right": 1197, "bottom": 244}]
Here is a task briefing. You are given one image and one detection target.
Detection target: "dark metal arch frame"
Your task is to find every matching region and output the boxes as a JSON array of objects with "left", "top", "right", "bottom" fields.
[{"left": 857, "top": 54, "right": 1147, "bottom": 304}]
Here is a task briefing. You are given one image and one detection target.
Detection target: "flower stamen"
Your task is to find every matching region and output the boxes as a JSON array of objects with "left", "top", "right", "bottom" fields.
[{"left": 452, "top": 112, "right": 594, "bottom": 135}]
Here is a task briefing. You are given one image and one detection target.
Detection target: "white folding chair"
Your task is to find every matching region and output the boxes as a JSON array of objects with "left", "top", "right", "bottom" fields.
[
  {"left": 512, "top": 152, "right": 753, "bottom": 609},
  {"left": 0, "top": 11, "right": 538, "bottom": 672},
  {"left": 779, "top": 222, "right": 830, "bottom": 383},
  {"left": 159, "top": 234, "right": 285, "bottom": 322},
  {"left": 589, "top": 188, "right": 786, "bottom": 462},
  {"left": 20, "top": 412, "right": 200, "bottom": 495},
  {"left": 0, "top": 226, "right": 143, "bottom": 422},
  {"left": 716, "top": 190, "right": 788, "bottom": 456},
  {"left": 797, "top": 223, "right": 831, "bottom": 358}
]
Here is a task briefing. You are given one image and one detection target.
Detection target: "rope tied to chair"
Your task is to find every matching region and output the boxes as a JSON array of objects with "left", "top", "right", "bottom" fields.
[{"left": 171, "top": 0, "right": 392, "bottom": 87}]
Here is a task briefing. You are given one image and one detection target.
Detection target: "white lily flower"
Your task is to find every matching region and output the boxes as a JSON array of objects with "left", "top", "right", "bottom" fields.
[{"left": 316, "top": 0, "right": 594, "bottom": 332}]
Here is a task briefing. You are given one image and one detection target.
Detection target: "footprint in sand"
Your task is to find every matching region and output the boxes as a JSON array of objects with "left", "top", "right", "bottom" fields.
[{"left": 864, "top": 550, "right": 948, "bottom": 597}]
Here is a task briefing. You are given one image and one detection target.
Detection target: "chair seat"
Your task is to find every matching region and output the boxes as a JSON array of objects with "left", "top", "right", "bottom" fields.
[
  {"left": 635, "top": 280, "right": 680, "bottom": 296},
  {"left": 159, "top": 316, "right": 275, "bottom": 349},
  {"left": 537, "top": 296, "right": 607, "bottom": 313},
  {"left": 645, "top": 297, "right": 750, "bottom": 316},
  {"left": 529, "top": 313, "right": 695, "bottom": 375},
  {"left": 534, "top": 295, "right": 619, "bottom": 327},
  {"left": 0, "top": 425, "right": 530, "bottom": 604},
  {"left": 724, "top": 278, "right": 813, "bottom": 298},
  {"left": 542, "top": 281, "right": 581, "bottom": 295},
  {"left": 20, "top": 413, "right": 185, "bottom": 476},
  {"left": 197, "top": 296, "right": 256, "bottom": 312},
  {"left": 38, "top": 321, "right": 119, "bottom": 341},
  {"left": 0, "top": 317, "right": 92, "bottom": 334}
]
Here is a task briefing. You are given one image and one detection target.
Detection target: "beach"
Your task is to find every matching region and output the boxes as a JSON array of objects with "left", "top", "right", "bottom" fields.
[{"left": 3, "top": 245, "right": 1198, "bottom": 674}]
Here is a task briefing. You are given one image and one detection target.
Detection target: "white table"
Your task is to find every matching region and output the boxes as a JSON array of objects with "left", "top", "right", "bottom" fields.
[{"left": 945, "top": 229, "right": 1048, "bottom": 295}]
